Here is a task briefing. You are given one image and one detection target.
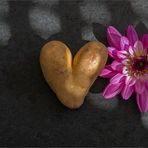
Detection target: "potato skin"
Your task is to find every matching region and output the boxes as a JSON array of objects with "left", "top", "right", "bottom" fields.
[{"left": 40, "top": 41, "right": 108, "bottom": 109}]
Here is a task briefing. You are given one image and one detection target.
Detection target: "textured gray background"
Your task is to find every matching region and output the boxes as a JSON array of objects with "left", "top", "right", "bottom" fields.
[{"left": 0, "top": 0, "right": 148, "bottom": 146}]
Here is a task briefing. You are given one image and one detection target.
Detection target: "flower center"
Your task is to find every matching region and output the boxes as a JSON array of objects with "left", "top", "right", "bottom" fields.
[
  {"left": 132, "top": 58, "right": 147, "bottom": 71},
  {"left": 125, "top": 55, "right": 148, "bottom": 78}
]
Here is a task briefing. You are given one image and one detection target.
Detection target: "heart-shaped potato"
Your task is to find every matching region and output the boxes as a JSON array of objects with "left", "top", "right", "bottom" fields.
[{"left": 40, "top": 41, "right": 108, "bottom": 109}]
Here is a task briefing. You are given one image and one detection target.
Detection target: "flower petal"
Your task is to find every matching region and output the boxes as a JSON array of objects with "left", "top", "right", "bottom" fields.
[
  {"left": 110, "top": 73, "right": 125, "bottom": 84},
  {"left": 122, "top": 59, "right": 130, "bottom": 66},
  {"left": 108, "top": 47, "right": 118, "bottom": 59},
  {"left": 133, "top": 41, "right": 146, "bottom": 57},
  {"left": 135, "top": 80, "right": 145, "bottom": 94},
  {"left": 136, "top": 91, "right": 148, "bottom": 112},
  {"left": 100, "top": 67, "right": 116, "bottom": 78},
  {"left": 120, "top": 36, "right": 129, "bottom": 50},
  {"left": 121, "top": 84, "right": 134, "bottom": 100},
  {"left": 117, "top": 50, "right": 128, "bottom": 59},
  {"left": 103, "top": 83, "right": 123, "bottom": 99},
  {"left": 127, "top": 25, "right": 138, "bottom": 46},
  {"left": 128, "top": 46, "right": 134, "bottom": 57},
  {"left": 124, "top": 44, "right": 129, "bottom": 51},
  {"left": 125, "top": 76, "right": 136, "bottom": 86},
  {"left": 141, "top": 34, "right": 148, "bottom": 49},
  {"left": 111, "top": 60, "right": 123, "bottom": 72},
  {"left": 134, "top": 41, "right": 143, "bottom": 50},
  {"left": 107, "top": 26, "right": 122, "bottom": 49},
  {"left": 122, "top": 66, "right": 128, "bottom": 75}
]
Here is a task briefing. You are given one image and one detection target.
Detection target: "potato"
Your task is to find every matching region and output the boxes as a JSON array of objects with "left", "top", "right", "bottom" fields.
[{"left": 40, "top": 41, "right": 108, "bottom": 109}]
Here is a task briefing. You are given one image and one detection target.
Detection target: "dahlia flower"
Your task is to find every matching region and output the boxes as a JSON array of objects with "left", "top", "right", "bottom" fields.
[{"left": 100, "top": 25, "right": 148, "bottom": 112}]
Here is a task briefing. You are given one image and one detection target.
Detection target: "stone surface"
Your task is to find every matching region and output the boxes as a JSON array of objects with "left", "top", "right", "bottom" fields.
[{"left": 0, "top": 0, "right": 148, "bottom": 146}]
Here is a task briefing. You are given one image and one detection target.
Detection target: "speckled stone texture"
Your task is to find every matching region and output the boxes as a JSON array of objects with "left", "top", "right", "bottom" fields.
[{"left": 0, "top": 0, "right": 148, "bottom": 146}]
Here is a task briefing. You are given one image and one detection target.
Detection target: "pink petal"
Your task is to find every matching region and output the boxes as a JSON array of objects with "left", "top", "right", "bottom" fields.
[
  {"left": 146, "top": 83, "right": 148, "bottom": 89},
  {"left": 136, "top": 91, "right": 148, "bottom": 112},
  {"left": 125, "top": 76, "right": 136, "bottom": 86},
  {"left": 128, "top": 46, "right": 134, "bottom": 57},
  {"left": 134, "top": 41, "right": 143, "bottom": 52},
  {"left": 117, "top": 50, "right": 128, "bottom": 59},
  {"left": 125, "top": 76, "right": 131, "bottom": 84},
  {"left": 120, "top": 36, "right": 129, "bottom": 50},
  {"left": 107, "top": 26, "right": 122, "bottom": 37},
  {"left": 107, "top": 26, "right": 122, "bottom": 49},
  {"left": 124, "top": 44, "right": 129, "bottom": 51},
  {"left": 100, "top": 67, "right": 116, "bottom": 78},
  {"left": 122, "top": 59, "right": 130, "bottom": 66},
  {"left": 135, "top": 80, "right": 145, "bottom": 94},
  {"left": 108, "top": 47, "right": 118, "bottom": 59},
  {"left": 122, "top": 66, "right": 128, "bottom": 76},
  {"left": 111, "top": 60, "right": 123, "bottom": 72},
  {"left": 110, "top": 73, "right": 125, "bottom": 84},
  {"left": 121, "top": 84, "right": 134, "bottom": 100},
  {"left": 103, "top": 82, "right": 123, "bottom": 99},
  {"left": 141, "top": 34, "right": 148, "bottom": 49},
  {"left": 127, "top": 25, "right": 138, "bottom": 46},
  {"left": 133, "top": 41, "right": 146, "bottom": 56}
]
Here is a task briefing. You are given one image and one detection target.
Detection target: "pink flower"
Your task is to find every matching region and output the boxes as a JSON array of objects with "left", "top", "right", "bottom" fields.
[{"left": 100, "top": 25, "right": 148, "bottom": 112}]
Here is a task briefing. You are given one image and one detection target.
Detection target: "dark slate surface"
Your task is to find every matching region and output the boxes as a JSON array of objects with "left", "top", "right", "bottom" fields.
[{"left": 0, "top": 0, "right": 148, "bottom": 146}]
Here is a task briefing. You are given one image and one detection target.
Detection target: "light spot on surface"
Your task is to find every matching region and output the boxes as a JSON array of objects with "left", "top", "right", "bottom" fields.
[
  {"left": 86, "top": 92, "right": 118, "bottom": 110},
  {"left": 130, "top": 0, "right": 148, "bottom": 27},
  {"left": 81, "top": 25, "right": 97, "bottom": 41},
  {"left": 0, "top": 21, "right": 11, "bottom": 45},
  {"left": 80, "top": 0, "right": 111, "bottom": 25},
  {"left": 0, "top": 0, "right": 9, "bottom": 17},
  {"left": 29, "top": 7, "right": 61, "bottom": 39},
  {"left": 32, "top": 0, "right": 59, "bottom": 7},
  {"left": 143, "top": 19, "right": 148, "bottom": 28},
  {"left": 130, "top": 0, "right": 148, "bottom": 18},
  {"left": 141, "top": 112, "right": 148, "bottom": 129},
  {"left": 0, "top": 0, "right": 10, "bottom": 46}
]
